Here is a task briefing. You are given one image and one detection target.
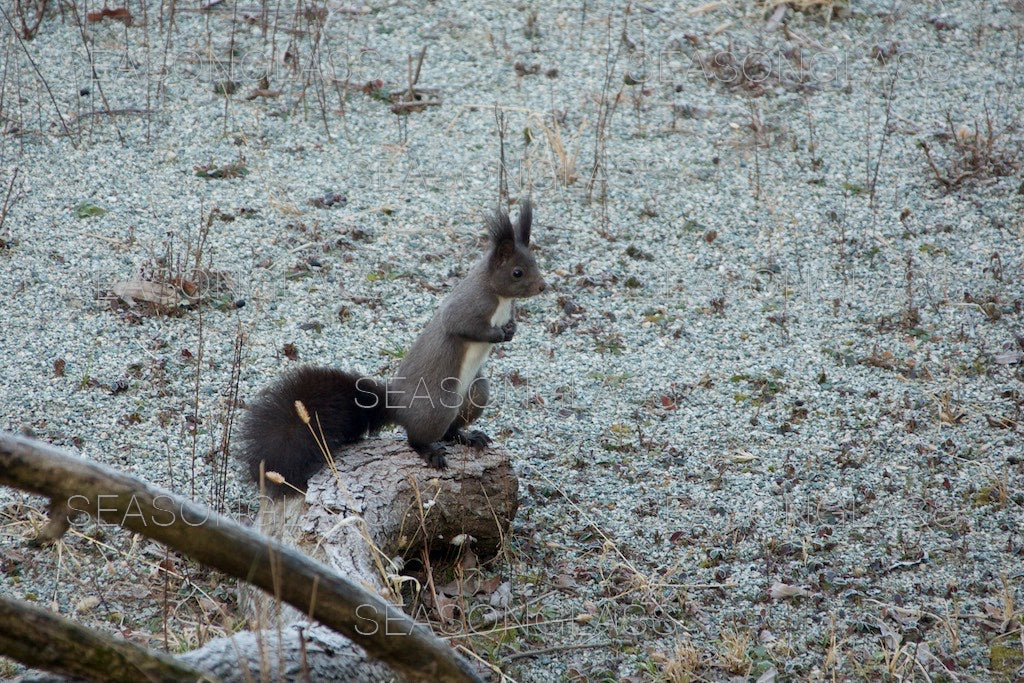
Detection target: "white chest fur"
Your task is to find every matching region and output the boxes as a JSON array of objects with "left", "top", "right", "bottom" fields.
[
  {"left": 457, "top": 298, "right": 512, "bottom": 397},
  {"left": 490, "top": 297, "right": 513, "bottom": 327}
]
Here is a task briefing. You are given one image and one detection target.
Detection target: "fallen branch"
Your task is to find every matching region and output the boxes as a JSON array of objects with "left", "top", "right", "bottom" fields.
[
  {"left": 390, "top": 100, "right": 442, "bottom": 113},
  {"left": 0, "top": 431, "right": 482, "bottom": 683},
  {"left": 0, "top": 595, "right": 213, "bottom": 682},
  {"left": 0, "top": 4, "right": 76, "bottom": 144},
  {"left": 406, "top": 47, "right": 427, "bottom": 103}
]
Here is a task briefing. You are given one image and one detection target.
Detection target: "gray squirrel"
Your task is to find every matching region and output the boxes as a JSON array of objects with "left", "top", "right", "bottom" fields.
[{"left": 237, "top": 201, "right": 546, "bottom": 496}]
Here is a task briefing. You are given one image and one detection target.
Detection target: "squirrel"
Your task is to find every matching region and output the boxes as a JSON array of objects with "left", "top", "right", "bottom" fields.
[{"left": 237, "top": 201, "right": 546, "bottom": 496}]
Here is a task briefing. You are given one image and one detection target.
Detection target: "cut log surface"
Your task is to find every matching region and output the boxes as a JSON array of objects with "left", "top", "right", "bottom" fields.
[
  {"left": 306, "top": 439, "right": 516, "bottom": 560},
  {"left": 232, "top": 440, "right": 519, "bottom": 681}
]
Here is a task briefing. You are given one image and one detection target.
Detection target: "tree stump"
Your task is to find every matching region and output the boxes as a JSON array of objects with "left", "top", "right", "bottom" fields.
[{"left": 201, "top": 439, "right": 519, "bottom": 681}]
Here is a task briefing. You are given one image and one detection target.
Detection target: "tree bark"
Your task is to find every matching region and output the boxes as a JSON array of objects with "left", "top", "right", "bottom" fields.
[{"left": 177, "top": 624, "right": 395, "bottom": 682}]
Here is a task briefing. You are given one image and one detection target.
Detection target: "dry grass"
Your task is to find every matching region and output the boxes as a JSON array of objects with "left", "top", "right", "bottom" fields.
[
  {"left": 529, "top": 111, "right": 588, "bottom": 187},
  {"left": 717, "top": 627, "right": 753, "bottom": 676},
  {"left": 660, "top": 638, "right": 702, "bottom": 682},
  {"left": 0, "top": 498, "right": 240, "bottom": 658},
  {"left": 920, "top": 109, "right": 1022, "bottom": 192}
]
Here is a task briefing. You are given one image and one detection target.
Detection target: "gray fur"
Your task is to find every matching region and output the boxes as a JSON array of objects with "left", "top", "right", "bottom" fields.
[{"left": 387, "top": 201, "right": 545, "bottom": 465}]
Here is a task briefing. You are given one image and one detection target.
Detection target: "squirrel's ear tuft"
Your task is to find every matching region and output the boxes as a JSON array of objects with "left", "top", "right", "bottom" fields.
[
  {"left": 486, "top": 208, "right": 515, "bottom": 250},
  {"left": 516, "top": 200, "right": 532, "bottom": 245}
]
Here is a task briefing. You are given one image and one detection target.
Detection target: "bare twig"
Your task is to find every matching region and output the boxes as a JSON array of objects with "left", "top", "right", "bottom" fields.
[
  {"left": 65, "top": 1, "right": 124, "bottom": 145},
  {"left": 407, "top": 46, "right": 427, "bottom": 103},
  {"left": 0, "top": 3, "right": 76, "bottom": 145},
  {"left": 919, "top": 140, "right": 956, "bottom": 188},
  {"left": 389, "top": 99, "right": 441, "bottom": 111},
  {"left": 13, "top": 0, "right": 48, "bottom": 39},
  {"left": 586, "top": 13, "right": 624, "bottom": 209},
  {"left": 0, "top": 167, "right": 19, "bottom": 238},
  {"left": 868, "top": 74, "right": 897, "bottom": 210},
  {"left": 918, "top": 104, "right": 1021, "bottom": 192},
  {"left": 495, "top": 105, "right": 509, "bottom": 206}
]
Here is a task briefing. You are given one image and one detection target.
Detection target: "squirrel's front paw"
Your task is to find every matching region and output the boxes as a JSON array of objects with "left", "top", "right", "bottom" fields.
[{"left": 500, "top": 319, "right": 517, "bottom": 342}]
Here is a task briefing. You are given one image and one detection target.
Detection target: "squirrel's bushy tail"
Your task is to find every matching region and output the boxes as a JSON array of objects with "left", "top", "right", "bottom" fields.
[{"left": 236, "top": 366, "right": 388, "bottom": 496}]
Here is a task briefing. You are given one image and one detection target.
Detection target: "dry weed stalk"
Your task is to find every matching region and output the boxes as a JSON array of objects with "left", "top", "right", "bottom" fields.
[
  {"left": 495, "top": 106, "right": 509, "bottom": 204},
  {"left": 920, "top": 108, "right": 1021, "bottom": 191},
  {"left": 287, "top": 402, "right": 403, "bottom": 599},
  {"left": 529, "top": 111, "right": 587, "bottom": 186},
  {"left": 13, "top": 0, "right": 48, "bottom": 40}
]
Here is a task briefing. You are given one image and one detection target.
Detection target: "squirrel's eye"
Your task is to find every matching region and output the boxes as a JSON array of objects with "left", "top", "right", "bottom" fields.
[{"left": 512, "top": 267, "right": 524, "bottom": 279}]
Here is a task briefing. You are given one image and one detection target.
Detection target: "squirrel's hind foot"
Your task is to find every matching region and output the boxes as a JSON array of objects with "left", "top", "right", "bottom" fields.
[
  {"left": 446, "top": 429, "right": 492, "bottom": 449},
  {"left": 411, "top": 441, "right": 449, "bottom": 469}
]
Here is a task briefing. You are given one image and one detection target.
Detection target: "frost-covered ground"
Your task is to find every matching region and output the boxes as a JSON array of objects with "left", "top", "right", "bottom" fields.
[{"left": 1, "top": 0, "right": 1023, "bottom": 680}]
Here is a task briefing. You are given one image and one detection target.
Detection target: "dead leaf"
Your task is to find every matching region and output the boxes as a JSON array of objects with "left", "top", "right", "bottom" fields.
[
  {"left": 994, "top": 350, "right": 1022, "bottom": 365},
  {"left": 553, "top": 573, "right": 577, "bottom": 590},
  {"left": 729, "top": 450, "right": 758, "bottom": 464},
  {"left": 86, "top": 7, "right": 132, "bottom": 24},
  {"left": 442, "top": 574, "right": 499, "bottom": 598},
  {"left": 884, "top": 607, "right": 920, "bottom": 628},
  {"left": 458, "top": 548, "right": 478, "bottom": 571},
  {"left": 479, "top": 576, "right": 502, "bottom": 594},
  {"left": 940, "top": 409, "right": 967, "bottom": 424},
  {"left": 980, "top": 601, "right": 1012, "bottom": 632},
  {"left": 246, "top": 88, "right": 283, "bottom": 100},
  {"left": 914, "top": 641, "right": 939, "bottom": 668},
  {"left": 887, "top": 550, "right": 928, "bottom": 572},
  {"left": 434, "top": 593, "right": 458, "bottom": 622},
  {"left": 197, "top": 597, "right": 220, "bottom": 614},
  {"left": 769, "top": 582, "right": 813, "bottom": 600},
  {"left": 0, "top": 546, "right": 27, "bottom": 571},
  {"left": 110, "top": 281, "right": 182, "bottom": 308},
  {"left": 489, "top": 581, "right": 512, "bottom": 608},
  {"left": 878, "top": 621, "right": 902, "bottom": 649}
]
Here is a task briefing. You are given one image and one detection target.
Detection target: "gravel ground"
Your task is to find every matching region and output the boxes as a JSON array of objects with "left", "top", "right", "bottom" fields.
[{"left": 1, "top": 0, "right": 1023, "bottom": 680}]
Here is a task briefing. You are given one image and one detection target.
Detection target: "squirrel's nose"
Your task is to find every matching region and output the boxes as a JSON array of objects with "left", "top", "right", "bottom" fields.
[{"left": 537, "top": 280, "right": 547, "bottom": 293}]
